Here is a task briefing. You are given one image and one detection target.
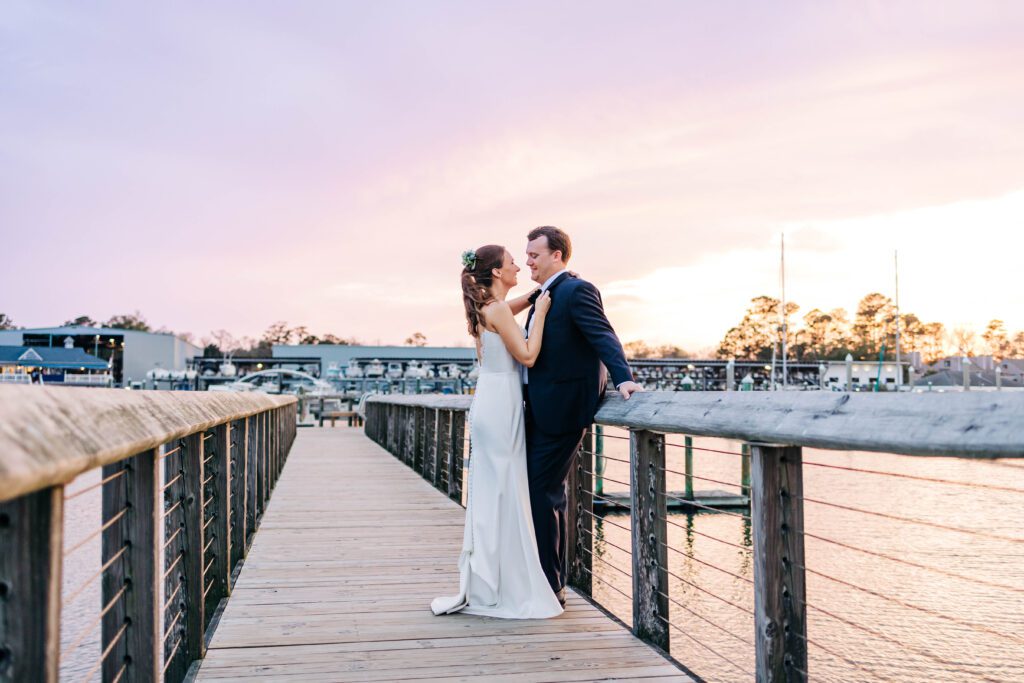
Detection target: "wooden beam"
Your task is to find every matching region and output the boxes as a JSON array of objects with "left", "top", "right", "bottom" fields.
[
  {"left": 435, "top": 410, "right": 452, "bottom": 490},
  {"left": 0, "top": 386, "right": 294, "bottom": 503},
  {"left": 229, "top": 418, "right": 247, "bottom": 574},
  {"left": 449, "top": 412, "right": 466, "bottom": 505},
  {"left": 751, "top": 444, "right": 807, "bottom": 683},
  {"left": 568, "top": 429, "right": 594, "bottom": 596}
]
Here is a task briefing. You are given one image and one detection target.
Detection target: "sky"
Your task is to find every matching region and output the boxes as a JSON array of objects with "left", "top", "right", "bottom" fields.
[{"left": 2, "top": 1, "right": 1023, "bottom": 351}]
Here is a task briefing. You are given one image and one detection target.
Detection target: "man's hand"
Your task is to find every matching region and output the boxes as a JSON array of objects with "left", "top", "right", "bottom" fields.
[{"left": 617, "top": 381, "right": 644, "bottom": 400}]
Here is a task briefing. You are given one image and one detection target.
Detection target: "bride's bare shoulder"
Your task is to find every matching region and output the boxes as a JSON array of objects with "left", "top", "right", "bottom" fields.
[{"left": 481, "top": 300, "right": 512, "bottom": 319}]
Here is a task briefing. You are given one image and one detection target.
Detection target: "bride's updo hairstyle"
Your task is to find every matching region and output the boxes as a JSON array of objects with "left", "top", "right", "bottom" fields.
[{"left": 461, "top": 244, "right": 505, "bottom": 337}]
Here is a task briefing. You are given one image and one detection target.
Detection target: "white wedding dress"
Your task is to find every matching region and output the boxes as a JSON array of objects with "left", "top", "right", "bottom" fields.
[{"left": 430, "top": 329, "right": 563, "bottom": 619}]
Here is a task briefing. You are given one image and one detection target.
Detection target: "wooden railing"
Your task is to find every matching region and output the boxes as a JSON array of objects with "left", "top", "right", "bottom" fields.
[
  {"left": 0, "top": 385, "right": 297, "bottom": 683},
  {"left": 364, "top": 390, "right": 1024, "bottom": 682}
]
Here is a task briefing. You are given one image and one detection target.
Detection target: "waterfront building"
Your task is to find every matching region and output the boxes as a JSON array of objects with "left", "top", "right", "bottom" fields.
[
  {"left": 822, "top": 359, "right": 908, "bottom": 391},
  {"left": 0, "top": 345, "right": 109, "bottom": 385},
  {"left": 0, "top": 326, "right": 201, "bottom": 387}
]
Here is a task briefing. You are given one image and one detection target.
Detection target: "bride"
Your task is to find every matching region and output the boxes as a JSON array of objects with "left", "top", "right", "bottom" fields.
[{"left": 430, "top": 244, "right": 563, "bottom": 619}]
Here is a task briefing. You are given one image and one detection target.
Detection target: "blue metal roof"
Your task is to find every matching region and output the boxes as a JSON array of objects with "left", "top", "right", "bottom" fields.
[{"left": 0, "top": 346, "right": 109, "bottom": 369}]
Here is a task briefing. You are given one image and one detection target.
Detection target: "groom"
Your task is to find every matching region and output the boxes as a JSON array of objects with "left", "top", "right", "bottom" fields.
[{"left": 523, "top": 226, "right": 643, "bottom": 606}]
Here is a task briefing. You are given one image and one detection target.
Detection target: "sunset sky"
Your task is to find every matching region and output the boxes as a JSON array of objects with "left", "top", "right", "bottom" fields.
[{"left": 3, "top": 2, "right": 1023, "bottom": 351}]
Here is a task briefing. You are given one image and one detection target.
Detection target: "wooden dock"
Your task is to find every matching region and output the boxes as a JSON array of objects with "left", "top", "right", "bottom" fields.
[{"left": 197, "top": 428, "right": 692, "bottom": 682}]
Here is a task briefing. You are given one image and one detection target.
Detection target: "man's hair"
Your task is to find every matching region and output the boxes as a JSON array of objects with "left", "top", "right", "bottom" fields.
[{"left": 527, "top": 226, "right": 572, "bottom": 264}]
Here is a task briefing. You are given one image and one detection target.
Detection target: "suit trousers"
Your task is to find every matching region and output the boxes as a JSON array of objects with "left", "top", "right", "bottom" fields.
[{"left": 524, "top": 386, "right": 587, "bottom": 594}]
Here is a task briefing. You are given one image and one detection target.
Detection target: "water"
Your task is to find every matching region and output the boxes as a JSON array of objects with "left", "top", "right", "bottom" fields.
[
  {"left": 588, "top": 428, "right": 1024, "bottom": 682},
  {"left": 59, "top": 435, "right": 1024, "bottom": 682}
]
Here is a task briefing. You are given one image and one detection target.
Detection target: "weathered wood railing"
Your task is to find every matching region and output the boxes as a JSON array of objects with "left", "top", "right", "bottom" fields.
[
  {"left": 365, "top": 391, "right": 1024, "bottom": 682},
  {"left": 0, "top": 385, "right": 297, "bottom": 682}
]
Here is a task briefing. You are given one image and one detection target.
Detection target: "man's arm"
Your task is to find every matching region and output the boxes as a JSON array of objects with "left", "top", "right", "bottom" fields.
[{"left": 569, "top": 281, "right": 639, "bottom": 395}]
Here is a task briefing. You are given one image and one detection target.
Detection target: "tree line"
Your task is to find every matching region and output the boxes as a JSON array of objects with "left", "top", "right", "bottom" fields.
[{"left": 716, "top": 293, "right": 1024, "bottom": 364}]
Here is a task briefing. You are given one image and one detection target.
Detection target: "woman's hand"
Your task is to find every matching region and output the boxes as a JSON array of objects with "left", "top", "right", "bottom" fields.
[{"left": 534, "top": 291, "right": 552, "bottom": 316}]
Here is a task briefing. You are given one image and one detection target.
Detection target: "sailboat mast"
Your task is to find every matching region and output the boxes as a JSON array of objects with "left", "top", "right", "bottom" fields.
[
  {"left": 894, "top": 250, "right": 901, "bottom": 389},
  {"left": 780, "top": 233, "right": 787, "bottom": 389}
]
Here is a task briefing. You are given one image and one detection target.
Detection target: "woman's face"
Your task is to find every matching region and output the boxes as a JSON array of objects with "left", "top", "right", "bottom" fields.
[{"left": 496, "top": 249, "right": 520, "bottom": 288}]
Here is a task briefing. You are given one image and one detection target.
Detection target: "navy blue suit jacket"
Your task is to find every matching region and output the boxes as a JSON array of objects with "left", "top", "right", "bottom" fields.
[{"left": 525, "top": 272, "right": 633, "bottom": 435}]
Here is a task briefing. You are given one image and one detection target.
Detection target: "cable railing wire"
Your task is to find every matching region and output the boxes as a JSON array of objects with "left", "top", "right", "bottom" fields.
[
  {"left": 582, "top": 508, "right": 632, "bottom": 535},
  {"left": 62, "top": 545, "right": 128, "bottom": 608},
  {"left": 61, "top": 584, "right": 127, "bottom": 660},
  {"left": 799, "top": 564, "right": 1024, "bottom": 647},
  {"left": 803, "top": 530, "right": 1024, "bottom": 595},
  {"left": 78, "top": 621, "right": 128, "bottom": 683},
  {"left": 660, "top": 616, "right": 755, "bottom": 677},
  {"left": 579, "top": 564, "right": 633, "bottom": 602},
  {"left": 63, "top": 507, "right": 126, "bottom": 557},
  {"left": 800, "top": 496, "right": 1024, "bottom": 544},
  {"left": 664, "top": 491, "right": 751, "bottom": 520},
  {"left": 658, "top": 465, "right": 745, "bottom": 491},
  {"left": 582, "top": 546, "right": 633, "bottom": 580},
  {"left": 665, "top": 442, "right": 746, "bottom": 458},
  {"left": 660, "top": 515, "right": 751, "bottom": 553},
  {"left": 660, "top": 541, "right": 753, "bottom": 584},
  {"left": 656, "top": 588, "right": 754, "bottom": 647},
  {"left": 804, "top": 600, "right": 1005, "bottom": 683},
  {"left": 664, "top": 565, "right": 754, "bottom": 616},
  {"left": 64, "top": 469, "right": 126, "bottom": 501},
  {"left": 800, "top": 459, "right": 1024, "bottom": 494}
]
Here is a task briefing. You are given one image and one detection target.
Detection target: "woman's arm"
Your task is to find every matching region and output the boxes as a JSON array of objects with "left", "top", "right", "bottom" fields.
[
  {"left": 508, "top": 287, "right": 540, "bottom": 316},
  {"left": 483, "top": 295, "right": 550, "bottom": 367}
]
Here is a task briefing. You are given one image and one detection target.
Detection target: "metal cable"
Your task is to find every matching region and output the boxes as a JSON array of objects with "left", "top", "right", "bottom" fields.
[
  {"left": 582, "top": 546, "right": 632, "bottom": 579},
  {"left": 665, "top": 442, "right": 745, "bottom": 458},
  {"left": 78, "top": 621, "right": 128, "bottom": 683},
  {"left": 64, "top": 469, "right": 126, "bottom": 501},
  {"left": 158, "top": 446, "right": 182, "bottom": 461},
  {"left": 658, "top": 465, "right": 745, "bottom": 491},
  {"left": 203, "top": 535, "right": 215, "bottom": 556},
  {"left": 660, "top": 616, "right": 754, "bottom": 676},
  {"left": 656, "top": 588, "right": 754, "bottom": 646},
  {"left": 579, "top": 451, "right": 631, "bottom": 466},
  {"left": 800, "top": 564, "right": 1024, "bottom": 646},
  {"left": 162, "top": 500, "right": 182, "bottom": 520},
  {"left": 163, "top": 528, "right": 182, "bottom": 552},
  {"left": 110, "top": 661, "right": 128, "bottom": 683},
  {"left": 590, "top": 491, "right": 632, "bottom": 511},
  {"left": 800, "top": 496, "right": 1024, "bottom": 544},
  {"left": 162, "top": 473, "right": 182, "bottom": 492},
  {"left": 793, "top": 631, "right": 880, "bottom": 678},
  {"left": 581, "top": 508, "right": 631, "bottom": 534},
  {"left": 162, "top": 551, "right": 184, "bottom": 582},
  {"left": 664, "top": 491, "right": 751, "bottom": 520},
  {"left": 579, "top": 564, "right": 633, "bottom": 602},
  {"left": 664, "top": 566, "right": 754, "bottom": 615},
  {"left": 801, "top": 460, "right": 1024, "bottom": 494},
  {"left": 162, "top": 583, "right": 182, "bottom": 614},
  {"left": 63, "top": 508, "right": 126, "bottom": 558},
  {"left": 62, "top": 545, "right": 128, "bottom": 608},
  {"left": 659, "top": 515, "right": 751, "bottom": 553},
  {"left": 62, "top": 585, "right": 127, "bottom": 659},
  {"left": 660, "top": 541, "right": 753, "bottom": 584},
  {"left": 803, "top": 530, "right": 1024, "bottom": 595},
  {"left": 163, "top": 610, "right": 182, "bottom": 642},
  {"left": 162, "top": 637, "right": 183, "bottom": 676},
  {"left": 805, "top": 602, "right": 1005, "bottom": 683}
]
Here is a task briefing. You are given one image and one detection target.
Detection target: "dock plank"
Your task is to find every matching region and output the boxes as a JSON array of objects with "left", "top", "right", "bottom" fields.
[{"left": 198, "top": 429, "right": 692, "bottom": 682}]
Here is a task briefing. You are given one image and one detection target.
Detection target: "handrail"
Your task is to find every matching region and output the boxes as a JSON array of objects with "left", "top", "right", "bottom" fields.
[
  {"left": 0, "top": 385, "right": 296, "bottom": 502},
  {"left": 367, "top": 390, "right": 1024, "bottom": 457}
]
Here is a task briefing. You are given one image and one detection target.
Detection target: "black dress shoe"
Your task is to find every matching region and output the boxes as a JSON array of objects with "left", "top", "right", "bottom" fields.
[{"left": 555, "top": 588, "right": 566, "bottom": 607}]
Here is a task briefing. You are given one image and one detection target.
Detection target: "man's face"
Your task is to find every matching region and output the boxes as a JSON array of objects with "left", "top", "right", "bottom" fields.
[{"left": 526, "top": 235, "right": 562, "bottom": 284}]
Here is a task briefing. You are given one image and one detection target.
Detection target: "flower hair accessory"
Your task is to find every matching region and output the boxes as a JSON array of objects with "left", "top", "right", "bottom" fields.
[{"left": 461, "top": 249, "right": 477, "bottom": 269}]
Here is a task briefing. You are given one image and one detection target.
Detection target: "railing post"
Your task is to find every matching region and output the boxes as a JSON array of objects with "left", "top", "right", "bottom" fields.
[
  {"left": 568, "top": 428, "right": 594, "bottom": 596},
  {"left": 404, "top": 406, "right": 415, "bottom": 469},
  {"left": 423, "top": 408, "right": 437, "bottom": 478},
  {"left": 0, "top": 487, "right": 64, "bottom": 683},
  {"left": 205, "top": 424, "right": 232, "bottom": 627},
  {"left": 101, "top": 449, "right": 159, "bottom": 682},
  {"left": 245, "top": 416, "right": 258, "bottom": 549},
  {"left": 163, "top": 433, "right": 205, "bottom": 681},
  {"left": 741, "top": 443, "right": 751, "bottom": 499},
  {"left": 259, "top": 412, "right": 268, "bottom": 512},
  {"left": 449, "top": 411, "right": 466, "bottom": 504},
  {"left": 751, "top": 444, "right": 807, "bottom": 682},
  {"left": 435, "top": 410, "right": 451, "bottom": 489},
  {"left": 387, "top": 405, "right": 396, "bottom": 455},
  {"left": 229, "top": 418, "right": 248, "bottom": 573},
  {"left": 629, "top": 429, "right": 669, "bottom": 651},
  {"left": 683, "top": 435, "right": 694, "bottom": 500}
]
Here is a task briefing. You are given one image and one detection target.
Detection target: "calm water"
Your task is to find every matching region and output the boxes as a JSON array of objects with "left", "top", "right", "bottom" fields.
[{"left": 60, "top": 433, "right": 1024, "bottom": 682}]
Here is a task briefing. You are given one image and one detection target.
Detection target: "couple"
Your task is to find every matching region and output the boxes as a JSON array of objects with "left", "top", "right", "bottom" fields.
[{"left": 431, "top": 226, "right": 643, "bottom": 619}]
